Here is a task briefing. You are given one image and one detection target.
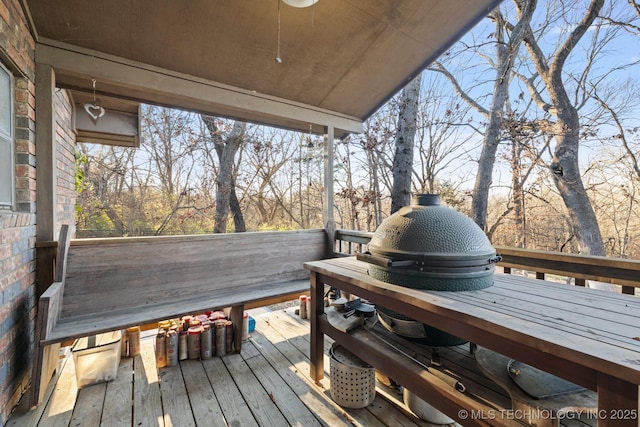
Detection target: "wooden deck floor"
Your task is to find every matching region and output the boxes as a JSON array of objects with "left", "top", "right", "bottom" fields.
[{"left": 8, "top": 307, "right": 596, "bottom": 427}]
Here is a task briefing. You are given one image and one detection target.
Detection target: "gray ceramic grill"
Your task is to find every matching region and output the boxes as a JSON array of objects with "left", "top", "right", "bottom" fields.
[
  {"left": 357, "top": 194, "right": 501, "bottom": 346},
  {"left": 360, "top": 193, "right": 500, "bottom": 291}
]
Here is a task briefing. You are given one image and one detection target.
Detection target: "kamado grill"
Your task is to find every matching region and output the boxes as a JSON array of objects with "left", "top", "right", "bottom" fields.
[{"left": 356, "top": 194, "right": 501, "bottom": 346}]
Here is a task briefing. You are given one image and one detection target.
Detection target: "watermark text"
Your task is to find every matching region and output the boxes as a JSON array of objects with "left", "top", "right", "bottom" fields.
[{"left": 457, "top": 408, "right": 638, "bottom": 422}]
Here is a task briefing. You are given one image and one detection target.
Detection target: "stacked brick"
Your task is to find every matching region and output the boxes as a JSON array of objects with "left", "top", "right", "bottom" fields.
[
  {"left": 0, "top": 1, "right": 36, "bottom": 421},
  {"left": 0, "top": 0, "right": 76, "bottom": 422}
]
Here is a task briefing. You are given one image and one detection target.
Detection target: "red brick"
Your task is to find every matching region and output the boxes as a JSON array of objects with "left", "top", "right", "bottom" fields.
[
  {"left": 14, "top": 102, "right": 27, "bottom": 116},
  {"left": 0, "top": 304, "right": 10, "bottom": 326},
  {"left": 0, "top": 2, "right": 10, "bottom": 25},
  {"left": 20, "top": 275, "right": 34, "bottom": 292},
  {"left": 14, "top": 88, "right": 28, "bottom": 103},
  {"left": 15, "top": 176, "right": 28, "bottom": 190},
  {"left": 6, "top": 43, "right": 20, "bottom": 68},
  {"left": 15, "top": 139, "right": 28, "bottom": 152},
  {"left": 0, "top": 243, "right": 10, "bottom": 259},
  {"left": 14, "top": 165, "right": 34, "bottom": 178},
  {"left": 0, "top": 227, "right": 19, "bottom": 244}
]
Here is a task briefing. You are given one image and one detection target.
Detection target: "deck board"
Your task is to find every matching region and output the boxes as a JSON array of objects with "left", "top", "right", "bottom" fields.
[
  {"left": 180, "top": 360, "right": 227, "bottom": 427},
  {"left": 246, "top": 325, "right": 354, "bottom": 427},
  {"left": 10, "top": 307, "right": 597, "bottom": 427},
  {"left": 158, "top": 359, "right": 196, "bottom": 427},
  {"left": 71, "top": 381, "right": 106, "bottom": 425},
  {"left": 39, "top": 351, "right": 77, "bottom": 427},
  {"left": 100, "top": 356, "right": 133, "bottom": 427},
  {"left": 223, "top": 352, "right": 290, "bottom": 427},
  {"left": 201, "top": 354, "right": 258, "bottom": 427},
  {"left": 241, "top": 349, "right": 323, "bottom": 426},
  {"left": 133, "top": 339, "right": 164, "bottom": 427}
]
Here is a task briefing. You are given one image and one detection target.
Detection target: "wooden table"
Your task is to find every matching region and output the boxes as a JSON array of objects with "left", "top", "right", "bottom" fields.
[{"left": 306, "top": 257, "right": 640, "bottom": 427}]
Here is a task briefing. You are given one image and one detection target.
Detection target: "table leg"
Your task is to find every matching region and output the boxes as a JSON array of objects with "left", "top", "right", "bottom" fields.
[
  {"left": 310, "top": 271, "right": 324, "bottom": 383},
  {"left": 597, "top": 372, "right": 638, "bottom": 427},
  {"left": 229, "top": 304, "right": 244, "bottom": 353}
]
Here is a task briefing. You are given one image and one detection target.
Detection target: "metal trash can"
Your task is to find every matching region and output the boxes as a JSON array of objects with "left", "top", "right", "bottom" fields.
[{"left": 329, "top": 343, "right": 375, "bottom": 408}]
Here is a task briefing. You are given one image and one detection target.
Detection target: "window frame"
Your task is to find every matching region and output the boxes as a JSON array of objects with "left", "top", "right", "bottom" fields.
[{"left": 0, "top": 60, "right": 14, "bottom": 210}]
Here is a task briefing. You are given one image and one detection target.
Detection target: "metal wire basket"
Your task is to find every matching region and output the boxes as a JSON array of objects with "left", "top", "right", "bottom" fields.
[{"left": 329, "top": 343, "right": 376, "bottom": 408}]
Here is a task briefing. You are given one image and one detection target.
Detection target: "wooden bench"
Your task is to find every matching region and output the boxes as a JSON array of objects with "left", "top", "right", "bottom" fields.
[{"left": 30, "top": 228, "right": 329, "bottom": 407}]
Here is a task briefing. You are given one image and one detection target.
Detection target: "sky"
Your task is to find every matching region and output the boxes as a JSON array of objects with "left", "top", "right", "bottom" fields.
[{"left": 412, "top": 0, "right": 640, "bottom": 191}]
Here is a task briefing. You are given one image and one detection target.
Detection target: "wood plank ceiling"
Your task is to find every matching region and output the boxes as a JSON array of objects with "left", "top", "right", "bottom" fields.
[{"left": 23, "top": 0, "right": 501, "bottom": 134}]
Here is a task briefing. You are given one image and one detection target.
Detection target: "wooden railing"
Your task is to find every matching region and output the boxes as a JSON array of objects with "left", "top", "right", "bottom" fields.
[
  {"left": 334, "top": 228, "right": 640, "bottom": 295},
  {"left": 333, "top": 229, "right": 374, "bottom": 256}
]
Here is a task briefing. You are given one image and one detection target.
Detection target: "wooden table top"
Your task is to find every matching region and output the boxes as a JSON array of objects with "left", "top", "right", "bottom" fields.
[{"left": 305, "top": 257, "right": 640, "bottom": 390}]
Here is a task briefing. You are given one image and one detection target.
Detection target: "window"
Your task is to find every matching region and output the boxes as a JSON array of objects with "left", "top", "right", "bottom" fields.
[{"left": 0, "top": 62, "right": 13, "bottom": 208}]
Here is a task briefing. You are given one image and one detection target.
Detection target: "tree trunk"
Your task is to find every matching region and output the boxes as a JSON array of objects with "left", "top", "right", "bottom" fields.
[
  {"left": 229, "top": 180, "right": 246, "bottom": 232},
  {"left": 104, "top": 204, "right": 126, "bottom": 236},
  {"left": 511, "top": 139, "right": 525, "bottom": 248},
  {"left": 367, "top": 149, "right": 383, "bottom": 228},
  {"left": 472, "top": 1, "right": 535, "bottom": 230},
  {"left": 202, "top": 117, "right": 246, "bottom": 233},
  {"left": 520, "top": 0, "right": 605, "bottom": 255},
  {"left": 550, "top": 102, "right": 604, "bottom": 254},
  {"left": 391, "top": 74, "right": 422, "bottom": 213},
  {"left": 214, "top": 122, "right": 245, "bottom": 233}
]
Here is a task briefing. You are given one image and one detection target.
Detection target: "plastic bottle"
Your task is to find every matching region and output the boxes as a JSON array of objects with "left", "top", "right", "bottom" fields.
[
  {"left": 182, "top": 316, "right": 192, "bottom": 332},
  {"left": 242, "top": 312, "right": 249, "bottom": 341},
  {"left": 299, "top": 295, "right": 307, "bottom": 319}
]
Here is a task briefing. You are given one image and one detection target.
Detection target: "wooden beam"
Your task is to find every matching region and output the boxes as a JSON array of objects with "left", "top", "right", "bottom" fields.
[
  {"left": 309, "top": 271, "right": 324, "bottom": 383},
  {"left": 35, "top": 39, "right": 363, "bottom": 136},
  {"left": 34, "top": 245, "right": 55, "bottom": 298},
  {"left": 318, "top": 318, "right": 522, "bottom": 427},
  {"left": 30, "top": 225, "right": 70, "bottom": 407},
  {"left": 597, "top": 373, "right": 639, "bottom": 427},
  {"left": 74, "top": 104, "right": 140, "bottom": 147},
  {"left": 35, "top": 63, "right": 57, "bottom": 299},
  {"left": 495, "top": 245, "right": 640, "bottom": 288},
  {"left": 323, "top": 126, "right": 335, "bottom": 253},
  {"left": 35, "top": 63, "right": 56, "bottom": 241}
]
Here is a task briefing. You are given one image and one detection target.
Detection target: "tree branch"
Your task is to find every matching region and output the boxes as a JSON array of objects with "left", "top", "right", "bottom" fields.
[
  {"left": 428, "top": 62, "right": 489, "bottom": 116},
  {"left": 550, "top": 0, "right": 604, "bottom": 76}
]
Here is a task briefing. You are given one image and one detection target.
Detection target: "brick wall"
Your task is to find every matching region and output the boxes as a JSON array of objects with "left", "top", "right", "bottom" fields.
[
  {"left": 0, "top": 0, "right": 76, "bottom": 422},
  {"left": 56, "top": 89, "right": 77, "bottom": 226},
  {"left": 0, "top": 1, "right": 36, "bottom": 422}
]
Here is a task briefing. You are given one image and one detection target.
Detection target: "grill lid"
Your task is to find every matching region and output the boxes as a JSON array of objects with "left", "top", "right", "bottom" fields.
[{"left": 367, "top": 194, "right": 498, "bottom": 269}]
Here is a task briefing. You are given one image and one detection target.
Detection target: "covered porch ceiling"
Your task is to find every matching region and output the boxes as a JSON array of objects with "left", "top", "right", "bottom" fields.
[{"left": 23, "top": 0, "right": 501, "bottom": 136}]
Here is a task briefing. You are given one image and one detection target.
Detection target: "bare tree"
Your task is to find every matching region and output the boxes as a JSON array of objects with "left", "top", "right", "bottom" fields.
[
  {"left": 202, "top": 116, "right": 247, "bottom": 233},
  {"left": 143, "top": 106, "right": 203, "bottom": 235},
  {"left": 391, "top": 74, "right": 422, "bottom": 213},
  {"left": 76, "top": 144, "right": 135, "bottom": 236},
  {"left": 586, "top": 78, "right": 640, "bottom": 257},
  {"left": 517, "top": 0, "right": 605, "bottom": 254},
  {"left": 471, "top": 1, "right": 536, "bottom": 230},
  {"left": 334, "top": 105, "right": 396, "bottom": 230},
  {"left": 243, "top": 128, "right": 317, "bottom": 228},
  {"left": 414, "top": 75, "right": 478, "bottom": 194}
]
